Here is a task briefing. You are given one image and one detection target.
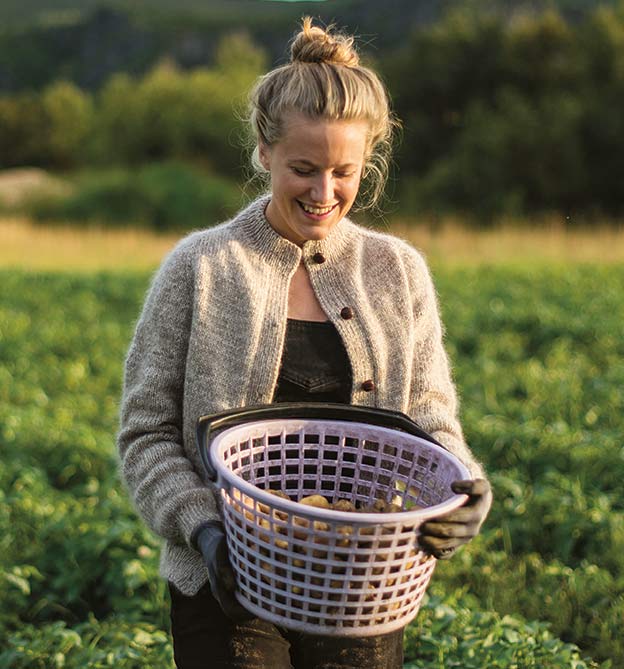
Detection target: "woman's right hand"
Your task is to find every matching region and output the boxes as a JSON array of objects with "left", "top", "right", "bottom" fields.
[{"left": 192, "top": 521, "right": 254, "bottom": 622}]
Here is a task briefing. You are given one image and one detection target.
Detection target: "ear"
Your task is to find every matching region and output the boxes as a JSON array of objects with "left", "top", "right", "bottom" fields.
[{"left": 258, "top": 141, "right": 271, "bottom": 171}]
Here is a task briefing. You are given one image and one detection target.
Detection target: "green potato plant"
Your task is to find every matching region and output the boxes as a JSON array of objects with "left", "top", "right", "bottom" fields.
[{"left": 1, "top": 266, "right": 622, "bottom": 667}]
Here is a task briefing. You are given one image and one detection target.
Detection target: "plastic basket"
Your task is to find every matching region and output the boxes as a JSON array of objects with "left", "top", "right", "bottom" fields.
[{"left": 196, "top": 403, "right": 469, "bottom": 637}]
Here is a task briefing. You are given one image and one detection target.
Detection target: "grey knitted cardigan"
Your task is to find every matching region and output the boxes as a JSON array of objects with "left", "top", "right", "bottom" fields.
[{"left": 117, "top": 195, "right": 485, "bottom": 596}]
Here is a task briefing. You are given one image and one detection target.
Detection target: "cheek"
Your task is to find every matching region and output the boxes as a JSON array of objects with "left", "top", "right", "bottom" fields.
[{"left": 344, "top": 180, "right": 361, "bottom": 204}]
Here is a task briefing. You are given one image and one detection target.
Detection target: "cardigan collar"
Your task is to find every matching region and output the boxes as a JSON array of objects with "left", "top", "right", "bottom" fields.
[{"left": 235, "top": 194, "right": 357, "bottom": 272}]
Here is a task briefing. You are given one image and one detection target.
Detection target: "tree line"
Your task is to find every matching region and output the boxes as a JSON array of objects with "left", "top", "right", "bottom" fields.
[{"left": 1, "top": 6, "right": 624, "bottom": 221}]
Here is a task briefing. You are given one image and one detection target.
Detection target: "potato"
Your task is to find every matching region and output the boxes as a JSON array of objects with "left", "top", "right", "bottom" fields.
[
  {"left": 256, "top": 517, "right": 271, "bottom": 543},
  {"left": 231, "top": 489, "right": 257, "bottom": 522},
  {"left": 267, "top": 490, "right": 290, "bottom": 520},
  {"left": 299, "top": 494, "right": 331, "bottom": 509},
  {"left": 383, "top": 502, "right": 402, "bottom": 513},
  {"left": 335, "top": 524, "right": 353, "bottom": 548},
  {"left": 405, "top": 548, "right": 418, "bottom": 571},
  {"left": 332, "top": 499, "right": 356, "bottom": 512},
  {"left": 359, "top": 498, "right": 386, "bottom": 513},
  {"left": 269, "top": 490, "right": 291, "bottom": 501}
]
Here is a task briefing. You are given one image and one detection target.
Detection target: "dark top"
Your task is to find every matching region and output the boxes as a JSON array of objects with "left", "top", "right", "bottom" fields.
[{"left": 273, "top": 319, "right": 352, "bottom": 404}]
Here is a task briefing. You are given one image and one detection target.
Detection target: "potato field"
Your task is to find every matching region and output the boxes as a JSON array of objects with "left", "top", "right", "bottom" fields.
[{"left": 1, "top": 264, "right": 622, "bottom": 668}]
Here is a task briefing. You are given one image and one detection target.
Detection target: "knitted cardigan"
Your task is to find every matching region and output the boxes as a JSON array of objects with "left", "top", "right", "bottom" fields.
[{"left": 117, "top": 195, "right": 485, "bottom": 596}]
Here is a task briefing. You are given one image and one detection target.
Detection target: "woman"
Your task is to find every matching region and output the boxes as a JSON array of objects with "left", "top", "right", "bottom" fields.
[{"left": 118, "top": 18, "right": 492, "bottom": 669}]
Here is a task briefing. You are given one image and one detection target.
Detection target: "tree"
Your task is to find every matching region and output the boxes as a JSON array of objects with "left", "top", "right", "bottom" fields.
[
  {"left": 0, "top": 93, "right": 49, "bottom": 168},
  {"left": 42, "top": 82, "right": 94, "bottom": 169}
]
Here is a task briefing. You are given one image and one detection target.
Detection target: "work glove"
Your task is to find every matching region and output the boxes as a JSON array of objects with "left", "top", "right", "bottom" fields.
[
  {"left": 192, "top": 520, "right": 254, "bottom": 622},
  {"left": 418, "top": 478, "right": 492, "bottom": 560}
]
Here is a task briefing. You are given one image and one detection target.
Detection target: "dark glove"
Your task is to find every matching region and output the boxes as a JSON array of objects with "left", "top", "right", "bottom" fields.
[
  {"left": 192, "top": 520, "right": 254, "bottom": 622},
  {"left": 418, "top": 478, "right": 492, "bottom": 560}
]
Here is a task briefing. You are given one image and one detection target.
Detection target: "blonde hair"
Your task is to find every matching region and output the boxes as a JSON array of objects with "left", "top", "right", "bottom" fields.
[{"left": 247, "top": 17, "right": 399, "bottom": 210}]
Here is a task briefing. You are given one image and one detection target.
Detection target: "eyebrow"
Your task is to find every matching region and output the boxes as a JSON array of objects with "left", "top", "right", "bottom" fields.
[{"left": 289, "top": 159, "right": 358, "bottom": 169}]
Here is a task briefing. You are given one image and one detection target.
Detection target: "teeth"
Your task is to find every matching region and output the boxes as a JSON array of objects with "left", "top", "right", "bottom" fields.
[{"left": 301, "top": 203, "right": 335, "bottom": 215}]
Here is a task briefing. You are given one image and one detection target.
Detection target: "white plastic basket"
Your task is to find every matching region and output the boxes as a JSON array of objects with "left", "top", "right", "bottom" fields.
[{"left": 197, "top": 404, "right": 469, "bottom": 637}]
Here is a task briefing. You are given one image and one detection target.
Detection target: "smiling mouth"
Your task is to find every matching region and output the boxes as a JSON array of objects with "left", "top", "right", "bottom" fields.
[{"left": 297, "top": 201, "right": 338, "bottom": 216}]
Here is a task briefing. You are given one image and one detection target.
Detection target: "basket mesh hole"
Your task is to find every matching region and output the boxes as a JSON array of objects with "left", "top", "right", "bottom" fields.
[
  {"left": 322, "top": 465, "right": 336, "bottom": 476},
  {"left": 304, "top": 433, "right": 320, "bottom": 444},
  {"left": 285, "top": 433, "right": 300, "bottom": 444},
  {"left": 361, "top": 454, "right": 376, "bottom": 467},
  {"left": 340, "top": 467, "right": 355, "bottom": 479},
  {"left": 383, "top": 444, "right": 397, "bottom": 457}
]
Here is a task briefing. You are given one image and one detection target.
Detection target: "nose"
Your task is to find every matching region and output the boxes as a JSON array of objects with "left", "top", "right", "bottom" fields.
[{"left": 310, "top": 172, "right": 334, "bottom": 204}]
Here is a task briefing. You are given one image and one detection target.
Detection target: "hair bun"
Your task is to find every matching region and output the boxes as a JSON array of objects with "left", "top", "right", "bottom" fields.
[{"left": 290, "top": 17, "right": 360, "bottom": 67}]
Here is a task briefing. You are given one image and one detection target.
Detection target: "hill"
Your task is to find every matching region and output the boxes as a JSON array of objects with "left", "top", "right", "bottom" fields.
[{"left": 0, "top": 0, "right": 619, "bottom": 92}]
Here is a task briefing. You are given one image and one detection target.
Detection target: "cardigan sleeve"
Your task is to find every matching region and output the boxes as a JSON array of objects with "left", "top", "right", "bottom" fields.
[
  {"left": 405, "top": 251, "right": 486, "bottom": 480},
  {"left": 117, "top": 240, "right": 220, "bottom": 547}
]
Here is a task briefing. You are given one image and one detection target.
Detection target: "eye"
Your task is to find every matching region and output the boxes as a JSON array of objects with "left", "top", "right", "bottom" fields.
[
  {"left": 334, "top": 171, "right": 355, "bottom": 179},
  {"left": 292, "top": 167, "right": 313, "bottom": 176}
]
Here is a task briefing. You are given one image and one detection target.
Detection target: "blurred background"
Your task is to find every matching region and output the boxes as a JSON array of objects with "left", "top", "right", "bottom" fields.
[{"left": 2, "top": 0, "right": 624, "bottom": 253}]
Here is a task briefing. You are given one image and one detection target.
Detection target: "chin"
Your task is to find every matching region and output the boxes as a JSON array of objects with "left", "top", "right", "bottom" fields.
[{"left": 302, "top": 227, "right": 332, "bottom": 242}]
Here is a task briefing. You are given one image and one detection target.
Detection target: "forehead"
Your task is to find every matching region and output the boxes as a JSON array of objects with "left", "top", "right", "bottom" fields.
[{"left": 276, "top": 112, "right": 369, "bottom": 165}]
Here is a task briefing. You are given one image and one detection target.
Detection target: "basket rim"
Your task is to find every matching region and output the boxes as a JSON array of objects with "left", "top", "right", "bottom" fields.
[{"left": 209, "top": 418, "right": 471, "bottom": 524}]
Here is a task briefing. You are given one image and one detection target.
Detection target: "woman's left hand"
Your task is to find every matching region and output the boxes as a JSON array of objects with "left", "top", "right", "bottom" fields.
[{"left": 417, "top": 478, "right": 492, "bottom": 560}]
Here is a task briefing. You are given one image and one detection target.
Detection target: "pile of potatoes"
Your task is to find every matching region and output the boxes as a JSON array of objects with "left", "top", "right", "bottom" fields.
[{"left": 230, "top": 489, "right": 424, "bottom": 622}]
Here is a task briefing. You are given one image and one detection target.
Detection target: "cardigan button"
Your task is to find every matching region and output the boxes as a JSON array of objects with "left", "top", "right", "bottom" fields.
[
  {"left": 361, "top": 379, "right": 375, "bottom": 392},
  {"left": 312, "top": 252, "right": 326, "bottom": 264},
  {"left": 340, "top": 306, "right": 354, "bottom": 320}
]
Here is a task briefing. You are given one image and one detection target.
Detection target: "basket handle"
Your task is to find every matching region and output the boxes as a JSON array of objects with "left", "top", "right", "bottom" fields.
[{"left": 196, "top": 402, "right": 442, "bottom": 481}]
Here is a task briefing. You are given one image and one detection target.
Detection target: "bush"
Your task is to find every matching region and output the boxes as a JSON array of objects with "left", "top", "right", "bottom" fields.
[
  {"left": 25, "top": 162, "right": 242, "bottom": 231},
  {"left": 403, "top": 594, "right": 605, "bottom": 669},
  {"left": 0, "top": 618, "right": 173, "bottom": 669}
]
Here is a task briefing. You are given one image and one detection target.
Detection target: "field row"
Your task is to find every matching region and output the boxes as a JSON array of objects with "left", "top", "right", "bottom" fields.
[{"left": 1, "top": 267, "right": 622, "bottom": 667}]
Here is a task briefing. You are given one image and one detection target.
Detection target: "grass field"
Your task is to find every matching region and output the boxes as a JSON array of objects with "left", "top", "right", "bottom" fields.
[
  {"left": 1, "top": 219, "right": 622, "bottom": 668},
  {"left": 2, "top": 215, "right": 624, "bottom": 270}
]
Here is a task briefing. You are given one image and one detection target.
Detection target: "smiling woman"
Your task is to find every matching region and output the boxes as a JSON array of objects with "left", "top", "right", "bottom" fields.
[{"left": 116, "top": 16, "right": 491, "bottom": 669}]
